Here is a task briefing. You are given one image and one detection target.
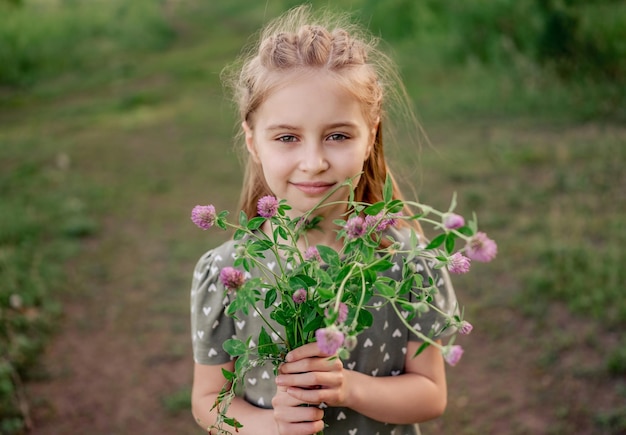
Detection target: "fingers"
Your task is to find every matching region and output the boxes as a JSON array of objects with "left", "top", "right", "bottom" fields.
[
  {"left": 272, "top": 386, "right": 325, "bottom": 435},
  {"left": 280, "top": 352, "right": 343, "bottom": 375},
  {"left": 276, "top": 343, "right": 348, "bottom": 408},
  {"left": 285, "top": 342, "right": 333, "bottom": 362}
]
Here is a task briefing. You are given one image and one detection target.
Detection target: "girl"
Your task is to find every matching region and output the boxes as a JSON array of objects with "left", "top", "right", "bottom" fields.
[{"left": 190, "top": 6, "right": 458, "bottom": 435}]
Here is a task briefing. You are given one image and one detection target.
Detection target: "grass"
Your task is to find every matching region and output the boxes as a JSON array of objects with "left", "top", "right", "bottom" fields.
[{"left": 1, "top": 0, "right": 625, "bottom": 433}]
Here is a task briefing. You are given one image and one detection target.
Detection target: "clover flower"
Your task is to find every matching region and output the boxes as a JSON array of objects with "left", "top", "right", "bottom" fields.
[
  {"left": 325, "top": 302, "right": 348, "bottom": 323},
  {"left": 337, "top": 302, "right": 348, "bottom": 323},
  {"left": 447, "top": 252, "right": 471, "bottom": 274},
  {"left": 191, "top": 205, "right": 217, "bottom": 230},
  {"left": 443, "top": 213, "right": 465, "bottom": 230},
  {"left": 344, "top": 216, "right": 366, "bottom": 239},
  {"left": 303, "top": 246, "right": 321, "bottom": 262},
  {"left": 459, "top": 320, "right": 473, "bottom": 335},
  {"left": 443, "top": 344, "right": 464, "bottom": 366},
  {"left": 219, "top": 267, "right": 246, "bottom": 291},
  {"left": 292, "top": 288, "right": 307, "bottom": 304},
  {"left": 465, "top": 232, "right": 498, "bottom": 263},
  {"left": 315, "top": 326, "right": 345, "bottom": 355},
  {"left": 257, "top": 195, "right": 279, "bottom": 218},
  {"left": 365, "top": 212, "right": 401, "bottom": 232},
  {"left": 343, "top": 335, "right": 358, "bottom": 351}
]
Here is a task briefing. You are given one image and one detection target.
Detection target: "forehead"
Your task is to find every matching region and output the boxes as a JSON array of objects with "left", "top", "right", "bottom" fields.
[{"left": 251, "top": 70, "right": 370, "bottom": 128}]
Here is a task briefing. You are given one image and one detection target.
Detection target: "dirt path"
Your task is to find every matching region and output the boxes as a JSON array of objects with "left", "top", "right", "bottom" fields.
[{"left": 26, "top": 211, "right": 200, "bottom": 434}]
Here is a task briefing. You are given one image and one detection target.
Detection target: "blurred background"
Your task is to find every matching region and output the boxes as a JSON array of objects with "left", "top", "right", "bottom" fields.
[{"left": 1, "top": 0, "right": 624, "bottom": 434}]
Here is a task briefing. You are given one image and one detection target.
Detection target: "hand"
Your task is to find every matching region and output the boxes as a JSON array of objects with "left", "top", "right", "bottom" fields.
[
  {"left": 275, "top": 342, "right": 348, "bottom": 408},
  {"left": 271, "top": 385, "right": 324, "bottom": 435}
]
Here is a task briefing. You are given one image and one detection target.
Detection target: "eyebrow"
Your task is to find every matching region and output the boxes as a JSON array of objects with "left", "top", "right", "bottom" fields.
[{"left": 265, "top": 122, "right": 358, "bottom": 131}]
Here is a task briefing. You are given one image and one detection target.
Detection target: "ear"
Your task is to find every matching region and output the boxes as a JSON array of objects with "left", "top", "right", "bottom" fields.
[{"left": 242, "top": 121, "right": 260, "bottom": 163}]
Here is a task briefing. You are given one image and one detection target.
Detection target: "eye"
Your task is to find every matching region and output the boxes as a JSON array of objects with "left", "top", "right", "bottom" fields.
[
  {"left": 327, "top": 133, "right": 349, "bottom": 141},
  {"left": 277, "top": 135, "right": 298, "bottom": 143}
]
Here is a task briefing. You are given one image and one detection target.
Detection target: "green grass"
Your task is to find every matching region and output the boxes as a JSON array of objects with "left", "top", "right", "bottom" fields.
[{"left": 1, "top": 0, "right": 625, "bottom": 433}]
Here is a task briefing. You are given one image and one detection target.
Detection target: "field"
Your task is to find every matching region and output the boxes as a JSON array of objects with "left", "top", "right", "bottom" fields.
[{"left": 1, "top": 1, "right": 625, "bottom": 434}]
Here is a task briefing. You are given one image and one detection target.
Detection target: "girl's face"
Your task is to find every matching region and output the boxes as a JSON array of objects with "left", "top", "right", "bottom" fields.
[{"left": 244, "top": 71, "right": 377, "bottom": 220}]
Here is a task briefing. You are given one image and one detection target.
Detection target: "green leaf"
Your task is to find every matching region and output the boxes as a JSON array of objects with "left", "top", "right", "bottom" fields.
[
  {"left": 221, "top": 368, "right": 236, "bottom": 382},
  {"left": 367, "top": 260, "right": 394, "bottom": 272},
  {"left": 399, "top": 279, "right": 413, "bottom": 295},
  {"left": 239, "top": 210, "right": 248, "bottom": 226},
  {"left": 289, "top": 274, "right": 317, "bottom": 289},
  {"left": 316, "top": 286, "right": 335, "bottom": 299},
  {"left": 387, "top": 199, "right": 404, "bottom": 214},
  {"left": 277, "top": 225, "right": 288, "bottom": 240},
  {"left": 264, "top": 288, "right": 277, "bottom": 309},
  {"left": 413, "top": 341, "right": 431, "bottom": 357},
  {"left": 456, "top": 226, "right": 474, "bottom": 236},
  {"left": 317, "top": 245, "right": 340, "bottom": 266},
  {"left": 303, "top": 312, "right": 324, "bottom": 333},
  {"left": 383, "top": 172, "right": 393, "bottom": 202},
  {"left": 364, "top": 202, "right": 385, "bottom": 215},
  {"left": 252, "top": 239, "right": 273, "bottom": 251},
  {"left": 356, "top": 309, "right": 374, "bottom": 329},
  {"left": 445, "top": 233, "right": 456, "bottom": 254},
  {"left": 224, "top": 417, "right": 243, "bottom": 429},
  {"left": 223, "top": 338, "right": 248, "bottom": 357},
  {"left": 425, "top": 233, "right": 446, "bottom": 250},
  {"left": 374, "top": 281, "right": 396, "bottom": 297},
  {"left": 247, "top": 216, "right": 266, "bottom": 231},
  {"left": 234, "top": 353, "right": 248, "bottom": 373},
  {"left": 257, "top": 327, "right": 278, "bottom": 357}
]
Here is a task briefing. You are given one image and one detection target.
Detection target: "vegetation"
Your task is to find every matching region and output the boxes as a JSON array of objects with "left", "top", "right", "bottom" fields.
[{"left": 1, "top": 0, "right": 624, "bottom": 433}]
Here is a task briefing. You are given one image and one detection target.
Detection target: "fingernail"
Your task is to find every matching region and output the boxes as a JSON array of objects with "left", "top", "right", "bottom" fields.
[{"left": 275, "top": 375, "right": 284, "bottom": 386}]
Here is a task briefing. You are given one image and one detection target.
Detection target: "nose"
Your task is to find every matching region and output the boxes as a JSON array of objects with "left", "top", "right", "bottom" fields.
[{"left": 298, "top": 142, "right": 329, "bottom": 173}]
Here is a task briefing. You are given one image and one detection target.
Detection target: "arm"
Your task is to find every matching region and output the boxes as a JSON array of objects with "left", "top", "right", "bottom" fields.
[
  {"left": 276, "top": 340, "right": 447, "bottom": 424},
  {"left": 191, "top": 362, "right": 324, "bottom": 435},
  {"left": 192, "top": 362, "right": 275, "bottom": 434}
]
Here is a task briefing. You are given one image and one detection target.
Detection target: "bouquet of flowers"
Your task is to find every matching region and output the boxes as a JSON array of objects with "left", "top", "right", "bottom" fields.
[{"left": 191, "top": 175, "right": 496, "bottom": 434}]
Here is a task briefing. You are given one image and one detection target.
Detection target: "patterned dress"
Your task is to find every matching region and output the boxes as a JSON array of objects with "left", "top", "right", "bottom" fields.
[{"left": 190, "top": 227, "right": 458, "bottom": 435}]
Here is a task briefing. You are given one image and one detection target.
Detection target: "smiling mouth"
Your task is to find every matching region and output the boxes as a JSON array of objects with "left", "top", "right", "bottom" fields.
[{"left": 291, "top": 181, "right": 336, "bottom": 195}]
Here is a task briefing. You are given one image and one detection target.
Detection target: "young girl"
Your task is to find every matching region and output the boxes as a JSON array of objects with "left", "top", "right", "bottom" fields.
[{"left": 190, "top": 6, "right": 458, "bottom": 435}]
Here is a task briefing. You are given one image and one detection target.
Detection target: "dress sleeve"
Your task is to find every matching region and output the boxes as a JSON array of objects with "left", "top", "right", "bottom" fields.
[{"left": 190, "top": 247, "right": 236, "bottom": 365}]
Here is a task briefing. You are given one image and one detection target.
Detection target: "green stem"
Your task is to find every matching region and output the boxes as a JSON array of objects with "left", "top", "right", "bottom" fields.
[{"left": 390, "top": 301, "right": 445, "bottom": 353}]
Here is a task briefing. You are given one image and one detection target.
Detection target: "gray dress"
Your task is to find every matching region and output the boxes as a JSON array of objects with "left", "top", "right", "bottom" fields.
[{"left": 190, "top": 227, "right": 458, "bottom": 435}]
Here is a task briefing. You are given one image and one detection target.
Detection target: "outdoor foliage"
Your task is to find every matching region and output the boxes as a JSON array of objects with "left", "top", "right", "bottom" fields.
[
  {"left": 0, "top": 0, "right": 173, "bottom": 87},
  {"left": 0, "top": 0, "right": 624, "bottom": 433},
  {"left": 191, "top": 178, "right": 494, "bottom": 433}
]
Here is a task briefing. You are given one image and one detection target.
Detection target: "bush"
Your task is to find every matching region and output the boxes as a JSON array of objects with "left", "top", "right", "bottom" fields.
[{"left": 0, "top": 0, "right": 174, "bottom": 87}]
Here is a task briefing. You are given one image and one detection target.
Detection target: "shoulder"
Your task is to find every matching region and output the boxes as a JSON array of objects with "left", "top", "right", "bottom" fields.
[
  {"left": 191, "top": 238, "right": 241, "bottom": 287},
  {"left": 194, "top": 238, "right": 238, "bottom": 270}
]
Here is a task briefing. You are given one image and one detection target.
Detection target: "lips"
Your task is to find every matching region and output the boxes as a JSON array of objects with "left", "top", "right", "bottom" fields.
[{"left": 291, "top": 181, "right": 336, "bottom": 195}]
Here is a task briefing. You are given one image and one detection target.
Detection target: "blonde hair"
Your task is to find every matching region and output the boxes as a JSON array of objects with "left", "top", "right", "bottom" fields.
[{"left": 222, "top": 5, "right": 422, "bottom": 230}]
